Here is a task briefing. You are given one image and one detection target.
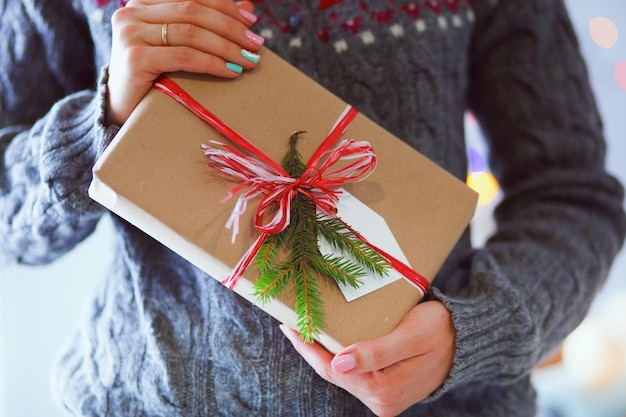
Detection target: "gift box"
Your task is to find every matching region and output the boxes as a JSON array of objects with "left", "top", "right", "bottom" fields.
[{"left": 89, "top": 48, "right": 477, "bottom": 354}]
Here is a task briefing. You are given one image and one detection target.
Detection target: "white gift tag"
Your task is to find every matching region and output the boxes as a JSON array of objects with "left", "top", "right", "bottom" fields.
[{"left": 317, "top": 190, "right": 410, "bottom": 302}]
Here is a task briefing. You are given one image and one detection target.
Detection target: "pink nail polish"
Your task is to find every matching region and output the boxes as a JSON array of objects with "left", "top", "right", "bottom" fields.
[
  {"left": 245, "top": 30, "right": 265, "bottom": 46},
  {"left": 331, "top": 354, "right": 356, "bottom": 373},
  {"left": 239, "top": 8, "right": 258, "bottom": 24}
]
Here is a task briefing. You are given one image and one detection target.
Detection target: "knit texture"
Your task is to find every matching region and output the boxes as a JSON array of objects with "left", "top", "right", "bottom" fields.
[{"left": 1, "top": 0, "right": 625, "bottom": 416}]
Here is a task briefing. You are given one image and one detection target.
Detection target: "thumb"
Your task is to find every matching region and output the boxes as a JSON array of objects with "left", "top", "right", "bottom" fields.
[
  {"left": 330, "top": 301, "right": 452, "bottom": 374},
  {"left": 330, "top": 317, "right": 421, "bottom": 374}
]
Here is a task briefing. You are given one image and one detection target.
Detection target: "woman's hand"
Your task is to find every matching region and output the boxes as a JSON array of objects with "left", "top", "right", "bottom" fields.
[
  {"left": 280, "top": 300, "right": 456, "bottom": 417},
  {"left": 107, "top": 0, "right": 263, "bottom": 126}
]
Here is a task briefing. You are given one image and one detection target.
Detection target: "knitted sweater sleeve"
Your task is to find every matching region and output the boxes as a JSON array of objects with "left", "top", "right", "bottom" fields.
[
  {"left": 432, "top": 0, "right": 626, "bottom": 393},
  {"left": 0, "top": 0, "right": 116, "bottom": 265}
]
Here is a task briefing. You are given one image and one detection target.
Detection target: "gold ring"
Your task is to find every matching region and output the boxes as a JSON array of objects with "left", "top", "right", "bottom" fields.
[{"left": 161, "top": 23, "right": 169, "bottom": 46}]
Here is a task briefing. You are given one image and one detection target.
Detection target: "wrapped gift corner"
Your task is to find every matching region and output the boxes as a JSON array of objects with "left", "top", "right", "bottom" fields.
[{"left": 89, "top": 48, "right": 478, "bottom": 354}]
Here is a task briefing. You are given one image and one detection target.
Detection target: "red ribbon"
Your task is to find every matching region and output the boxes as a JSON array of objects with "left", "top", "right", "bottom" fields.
[{"left": 153, "top": 76, "right": 430, "bottom": 296}]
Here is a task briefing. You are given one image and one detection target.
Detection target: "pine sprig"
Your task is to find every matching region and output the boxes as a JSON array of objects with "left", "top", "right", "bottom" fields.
[
  {"left": 254, "top": 260, "right": 294, "bottom": 302},
  {"left": 316, "top": 216, "right": 390, "bottom": 278},
  {"left": 255, "top": 234, "right": 281, "bottom": 272},
  {"left": 311, "top": 253, "right": 364, "bottom": 289},
  {"left": 294, "top": 263, "right": 324, "bottom": 343},
  {"left": 252, "top": 132, "right": 390, "bottom": 342},
  {"left": 282, "top": 130, "right": 307, "bottom": 178}
]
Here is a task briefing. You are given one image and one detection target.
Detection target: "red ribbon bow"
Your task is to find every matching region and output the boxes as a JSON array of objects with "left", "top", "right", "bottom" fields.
[{"left": 153, "top": 76, "right": 429, "bottom": 295}]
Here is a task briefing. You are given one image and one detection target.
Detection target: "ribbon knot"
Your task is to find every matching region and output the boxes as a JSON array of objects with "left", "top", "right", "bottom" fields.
[{"left": 204, "top": 135, "right": 377, "bottom": 242}]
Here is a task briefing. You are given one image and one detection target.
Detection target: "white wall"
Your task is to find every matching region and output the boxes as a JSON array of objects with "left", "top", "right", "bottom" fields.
[
  {"left": 0, "top": 216, "right": 115, "bottom": 417},
  {"left": 0, "top": 276, "right": 6, "bottom": 417},
  {"left": 570, "top": 0, "right": 626, "bottom": 302}
]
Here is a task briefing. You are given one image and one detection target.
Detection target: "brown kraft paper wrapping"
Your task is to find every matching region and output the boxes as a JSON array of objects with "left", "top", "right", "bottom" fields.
[{"left": 89, "top": 48, "right": 478, "bottom": 354}]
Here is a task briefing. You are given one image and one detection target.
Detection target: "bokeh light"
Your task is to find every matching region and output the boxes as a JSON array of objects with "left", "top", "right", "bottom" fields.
[
  {"left": 589, "top": 17, "right": 619, "bottom": 49},
  {"left": 562, "top": 317, "right": 626, "bottom": 390},
  {"left": 466, "top": 171, "right": 499, "bottom": 206},
  {"left": 616, "top": 61, "right": 626, "bottom": 92},
  {"left": 465, "top": 111, "right": 477, "bottom": 126},
  {"left": 468, "top": 147, "right": 485, "bottom": 172}
]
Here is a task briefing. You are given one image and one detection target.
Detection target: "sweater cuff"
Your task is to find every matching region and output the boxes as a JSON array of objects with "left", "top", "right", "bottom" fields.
[
  {"left": 95, "top": 65, "right": 122, "bottom": 148},
  {"left": 422, "top": 250, "right": 540, "bottom": 401},
  {"left": 40, "top": 66, "right": 119, "bottom": 215}
]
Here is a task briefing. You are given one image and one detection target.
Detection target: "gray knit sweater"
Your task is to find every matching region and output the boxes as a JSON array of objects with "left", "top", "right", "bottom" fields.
[{"left": 1, "top": 0, "right": 625, "bottom": 416}]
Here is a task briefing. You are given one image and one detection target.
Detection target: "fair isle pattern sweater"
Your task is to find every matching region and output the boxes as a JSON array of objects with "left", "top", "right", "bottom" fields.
[{"left": 1, "top": 0, "right": 625, "bottom": 416}]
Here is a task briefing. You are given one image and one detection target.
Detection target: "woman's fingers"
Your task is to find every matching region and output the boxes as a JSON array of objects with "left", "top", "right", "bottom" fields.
[
  {"left": 127, "top": 0, "right": 253, "bottom": 26},
  {"left": 279, "top": 302, "right": 456, "bottom": 417},
  {"left": 331, "top": 325, "right": 425, "bottom": 375},
  {"left": 113, "top": 0, "right": 264, "bottom": 74},
  {"left": 106, "top": 0, "right": 263, "bottom": 125},
  {"left": 236, "top": 1, "right": 257, "bottom": 23},
  {"left": 136, "top": 3, "right": 259, "bottom": 46},
  {"left": 332, "top": 301, "right": 452, "bottom": 374},
  {"left": 115, "top": 2, "right": 263, "bottom": 53},
  {"left": 154, "top": 22, "right": 263, "bottom": 63},
  {"left": 279, "top": 324, "right": 426, "bottom": 417},
  {"left": 279, "top": 325, "right": 337, "bottom": 380}
]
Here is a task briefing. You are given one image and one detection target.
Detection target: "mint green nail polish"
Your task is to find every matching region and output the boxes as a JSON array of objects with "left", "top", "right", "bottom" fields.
[
  {"left": 241, "top": 49, "right": 260, "bottom": 64},
  {"left": 226, "top": 62, "right": 243, "bottom": 73}
]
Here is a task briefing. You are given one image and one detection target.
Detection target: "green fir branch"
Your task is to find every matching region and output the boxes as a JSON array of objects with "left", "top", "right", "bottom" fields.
[
  {"left": 294, "top": 262, "right": 324, "bottom": 343},
  {"left": 254, "top": 261, "right": 296, "bottom": 303},
  {"left": 254, "top": 234, "right": 280, "bottom": 273},
  {"left": 252, "top": 131, "right": 391, "bottom": 342},
  {"left": 316, "top": 216, "right": 390, "bottom": 277},
  {"left": 312, "top": 253, "right": 365, "bottom": 289},
  {"left": 281, "top": 130, "right": 307, "bottom": 177}
]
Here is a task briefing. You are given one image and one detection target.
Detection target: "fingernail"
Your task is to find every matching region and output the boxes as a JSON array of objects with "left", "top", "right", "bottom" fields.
[
  {"left": 279, "top": 324, "right": 297, "bottom": 343},
  {"left": 245, "top": 29, "right": 265, "bottom": 46},
  {"left": 331, "top": 354, "right": 356, "bottom": 373},
  {"left": 241, "top": 49, "right": 260, "bottom": 64},
  {"left": 239, "top": 8, "right": 258, "bottom": 24},
  {"left": 226, "top": 62, "right": 243, "bottom": 73}
]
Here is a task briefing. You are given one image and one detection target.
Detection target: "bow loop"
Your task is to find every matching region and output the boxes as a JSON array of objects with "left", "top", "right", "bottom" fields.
[{"left": 201, "top": 130, "right": 376, "bottom": 241}]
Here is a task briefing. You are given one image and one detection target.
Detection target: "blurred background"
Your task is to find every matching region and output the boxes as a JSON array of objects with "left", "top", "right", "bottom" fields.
[
  {"left": 1, "top": 1, "right": 625, "bottom": 416},
  {"left": 467, "top": 1, "right": 626, "bottom": 416}
]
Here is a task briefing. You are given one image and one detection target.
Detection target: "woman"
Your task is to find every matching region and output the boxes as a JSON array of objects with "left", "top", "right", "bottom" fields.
[{"left": 1, "top": 0, "right": 624, "bottom": 415}]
